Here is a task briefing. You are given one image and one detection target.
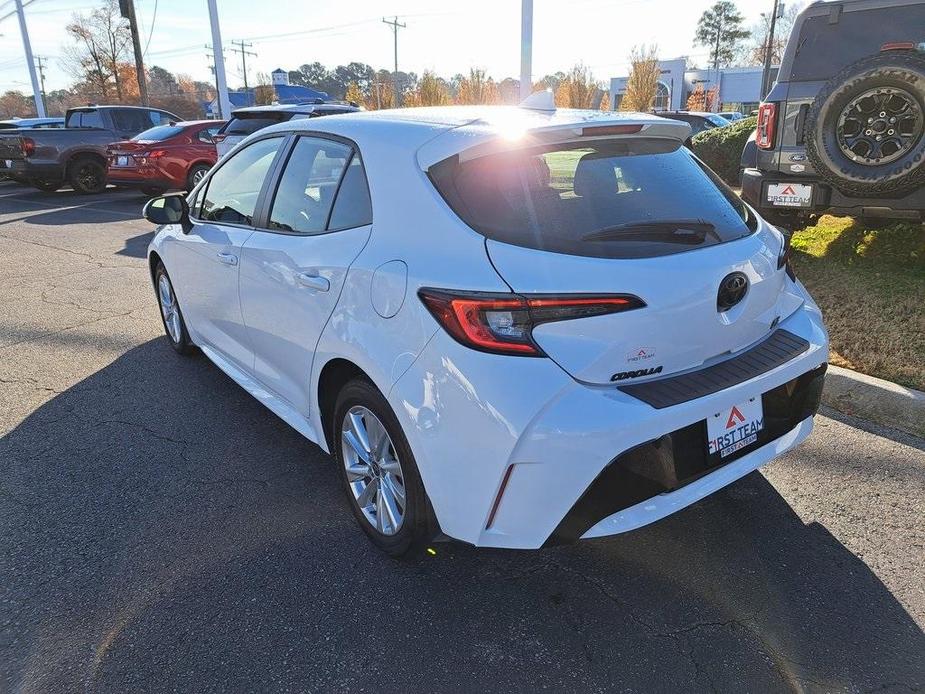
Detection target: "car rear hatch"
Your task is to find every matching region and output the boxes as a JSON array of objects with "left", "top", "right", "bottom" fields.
[{"left": 423, "top": 111, "right": 799, "bottom": 386}]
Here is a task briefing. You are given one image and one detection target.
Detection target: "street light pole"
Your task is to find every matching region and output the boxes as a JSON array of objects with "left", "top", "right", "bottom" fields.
[
  {"left": 520, "top": 0, "right": 533, "bottom": 100},
  {"left": 13, "top": 0, "right": 45, "bottom": 117},
  {"left": 207, "top": 0, "right": 232, "bottom": 119},
  {"left": 761, "top": 0, "right": 782, "bottom": 99}
]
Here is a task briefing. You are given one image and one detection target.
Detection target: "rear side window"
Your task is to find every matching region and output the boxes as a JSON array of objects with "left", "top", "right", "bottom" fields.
[
  {"left": 429, "top": 139, "right": 755, "bottom": 259},
  {"left": 790, "top": 5, "right": 925, "bottom": 81},
  {"left": 328, "top": 155, "right": 372, "bottom": 230},
  {"left": 197, "top": 126, "right": 221, "bottom": 143},
  {"left": 133, "top": 125, "right": 184, "bottom": 141},
  {"left": 112, "top": 109, "right": 156, "bottom": 133},
  {"left": 66, "top": 110, "right": 103, "bottom": 128},
  {"left": 198, "top": 137, "right": 283, "bottom": 225},
  {"left": 220, "top": 115, "right": 289, "bottom": 136},
  {"left": 268, "top": 137, "right": 352, "bottom": 234}
]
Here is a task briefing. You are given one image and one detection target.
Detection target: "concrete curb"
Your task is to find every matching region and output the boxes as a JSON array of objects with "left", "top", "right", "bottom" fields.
[{"left": 822, "top": 364, "right": 925, "bottom": 439}]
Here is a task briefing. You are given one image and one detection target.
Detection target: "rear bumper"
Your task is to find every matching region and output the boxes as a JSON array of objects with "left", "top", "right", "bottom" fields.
[
  {"left": 106, "top": 167, "right": 179, "bottom": 190},
  {"left": 741, "top": 168, "right": 925, "bottom": 219},
  {"left": 2, "top": 159, "right": 62, "bottom": 182},
  {"left": 389, "top": 289, "right": 828, "bottom": 549}
]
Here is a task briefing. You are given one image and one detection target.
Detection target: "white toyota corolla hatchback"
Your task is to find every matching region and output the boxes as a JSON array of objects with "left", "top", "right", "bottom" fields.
[{"left": 143, "top": 102, "right": 829, "bottom": 555}]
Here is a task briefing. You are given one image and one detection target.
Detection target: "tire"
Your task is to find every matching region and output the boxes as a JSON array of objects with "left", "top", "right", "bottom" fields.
[
  {"left": 67, "top": 156, "right": 107, "bottom": 194},
  {"left": 141, "top": 186, "right": 166, "bottom": 197},
  {"left": 186, "top": 163, "right": 210, "bottom": 191},
  {"left": 805, "top": 52, "right": 925, "bottom": 197},
  {"left": 333, "top": 378, "right": 432, "bottom": 556},
  {"left": 31, "top": 180, "right": 60, "bottom": 193},
  {"left": 154, "top": 262, "right": 195, "bottom": 355}
]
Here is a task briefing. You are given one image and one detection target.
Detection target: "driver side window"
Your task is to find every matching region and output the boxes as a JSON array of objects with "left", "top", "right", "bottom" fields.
[{"left": 199, "top": 137, "right": 283, "bottom": 225}]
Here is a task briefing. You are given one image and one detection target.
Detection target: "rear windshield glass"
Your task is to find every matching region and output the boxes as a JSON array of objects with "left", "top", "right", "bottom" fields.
[
  {"left": 132, "top": 125, "right": 184, "bottom": 141},
  {"left": 429, "top": 139, "right": 755, "bottom": 259},
  {"left": 219, "top": 114, "right": 290, "bottom": 136},
  {"left": 790, "top": 5, "right": 925, "bottom": 82}
]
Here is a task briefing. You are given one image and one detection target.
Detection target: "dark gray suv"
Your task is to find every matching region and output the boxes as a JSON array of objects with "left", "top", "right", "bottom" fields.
[{"left": 741, "top": 0, "right": 925, "bottom": 227}]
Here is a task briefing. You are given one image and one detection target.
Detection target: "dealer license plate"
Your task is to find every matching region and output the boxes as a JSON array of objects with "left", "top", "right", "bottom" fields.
[
  {"left": 707, "top": 398, "right": 764, "bottom": 458},
  {"left": 3, "top": 159, "right": 11, "bottom": 169},
  {"left": 766, "top": 182, "right": 813, "bottom": 208},
  {"left": 116, "top": 156, "right": 130, "bottom": 167}
]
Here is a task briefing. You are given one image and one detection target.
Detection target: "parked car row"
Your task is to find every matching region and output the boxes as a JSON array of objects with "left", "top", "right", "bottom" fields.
[{"left": 0, "top": 100, "right": 361, "bottom": 195}]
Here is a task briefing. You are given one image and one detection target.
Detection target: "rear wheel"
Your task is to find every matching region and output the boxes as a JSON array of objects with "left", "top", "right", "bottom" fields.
[
  {"left": 154, "top": 263, "right": 195, "bottom": 355},
  {"left": 68, "top": 156, "right": 107, "bottom": 194},
  {"left": 186, "top": 163, "right": 210, "bottom": 191},
  {"left": 333, "top": 378, "right": 432, "bottom": 556}
]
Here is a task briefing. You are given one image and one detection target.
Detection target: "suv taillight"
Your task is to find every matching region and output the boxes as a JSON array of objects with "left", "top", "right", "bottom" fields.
[
  {"left": 21, "top": 137, "right": 35, "bottom": 157},
  {"left": 419, "top": 289, "right": 645, "bottom": 357},
  {"left": 756, "top": 102, "right": 777, "bottom": 149}
]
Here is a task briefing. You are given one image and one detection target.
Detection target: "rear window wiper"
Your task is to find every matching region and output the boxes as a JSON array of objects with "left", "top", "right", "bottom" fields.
[{"left": 581, "top": 220, "right": 719, "bottom": 243}]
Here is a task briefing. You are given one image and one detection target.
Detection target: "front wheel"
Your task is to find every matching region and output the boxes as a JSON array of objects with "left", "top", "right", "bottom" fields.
[
  {"left": 334, "top": 379, "right": 433, "bottom": 556},
  {"left": 154, "top": 263, "right": 195, "bottom": 355}
]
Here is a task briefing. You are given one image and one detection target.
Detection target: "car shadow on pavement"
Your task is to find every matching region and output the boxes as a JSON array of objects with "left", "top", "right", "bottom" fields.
[
  {"left": 0, "top": 184, "right": 146, "bottom": 226},
  {"left": 2, "top": 338, "right": 923, "bottom": 693}
]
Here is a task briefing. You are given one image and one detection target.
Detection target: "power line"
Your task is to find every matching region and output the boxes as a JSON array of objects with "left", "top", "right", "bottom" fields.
[{"left": 142, "top": 0, "right": 157, "bottom": 57}]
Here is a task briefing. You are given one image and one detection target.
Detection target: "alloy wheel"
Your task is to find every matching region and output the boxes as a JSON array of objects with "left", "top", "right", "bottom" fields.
[
  {"left": 340, "top": 405, "right": 406, "bottom": 536},
  {"left": 192, "top": 168, "right": 207, "bottom": 185},
  {"left": 157, "top": 274, "right": 182, "bottom": 344},
  {"left": 837, "top": 87, "right": 924, "bottom": 165}
]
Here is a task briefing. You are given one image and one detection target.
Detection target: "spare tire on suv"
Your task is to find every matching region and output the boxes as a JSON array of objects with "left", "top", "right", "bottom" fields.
[{"left": 805, "top": 51, "right": 925, "bottom": 197}]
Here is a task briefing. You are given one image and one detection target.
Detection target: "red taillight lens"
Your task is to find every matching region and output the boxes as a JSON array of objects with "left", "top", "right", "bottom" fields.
[
  {"left": 418, "top": 289, "right": 645, "bottom": 357},
  {"left": 21, "top": 137, "right": 35, "bottom": 157},
  {"left": 147, "top": 149, "right": 167, "bottom": 158},
  {"left": 756, "top": 102, "right": 777, "bottom": 149}
]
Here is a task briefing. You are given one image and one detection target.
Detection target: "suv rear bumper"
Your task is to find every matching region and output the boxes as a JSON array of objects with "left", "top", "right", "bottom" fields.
[{"left": 741, "top": 168, "right": 925, "bottom": 220}]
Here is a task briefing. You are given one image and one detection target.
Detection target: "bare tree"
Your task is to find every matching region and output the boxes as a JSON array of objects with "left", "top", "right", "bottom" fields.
[
  {"left": 741, "top": 3, "right": 801, "bottom": 66},
  {"left": 621, "top": 45, "right": 660, "bottom": 112},
  {"left": 61, "top": 0, "right": 132, "bottom": 101}
]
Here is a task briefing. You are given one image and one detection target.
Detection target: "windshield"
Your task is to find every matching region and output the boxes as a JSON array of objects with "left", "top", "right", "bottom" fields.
[
  {"left": 219, "top": 114, "right": 291, "bottom": 136},
  {"left": 429, "top": 138, "right": 755, "bottom": 259},
  {"left": 706, "top": 114, "right": 730, "bottom": 127},
  {"left": 132, "top": 125, "right": 184, "bottom": 141}
]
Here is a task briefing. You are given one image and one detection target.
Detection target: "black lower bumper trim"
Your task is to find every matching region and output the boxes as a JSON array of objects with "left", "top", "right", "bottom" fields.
[
  {"left": 545, "top": 364, "right": 827, "bottom": 546},
  {"left": 619, "top": 329, "right": 810, "bottom": 409}
]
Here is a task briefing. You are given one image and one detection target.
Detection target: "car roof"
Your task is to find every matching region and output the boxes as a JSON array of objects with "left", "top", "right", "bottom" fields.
[
  {"left": 230, "top": 102, "right": 359, "bottom": 117},
  {"left": 256, "top": 105, "right": 693, "bottom": 168}
]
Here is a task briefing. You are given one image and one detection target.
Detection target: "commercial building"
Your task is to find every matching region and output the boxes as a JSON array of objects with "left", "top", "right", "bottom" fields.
[{"left": 609, "top": 58, "right": 779, "bottom": 113}]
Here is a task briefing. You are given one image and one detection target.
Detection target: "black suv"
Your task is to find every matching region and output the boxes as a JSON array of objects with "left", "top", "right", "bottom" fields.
[{"left": 741, "top": 0, "right": 925, "bottom": 227}]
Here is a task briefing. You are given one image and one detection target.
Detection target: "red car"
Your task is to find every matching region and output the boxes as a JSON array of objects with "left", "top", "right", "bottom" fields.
[{"left": 106, "top": 119, "right": 224, "bottom": 196}]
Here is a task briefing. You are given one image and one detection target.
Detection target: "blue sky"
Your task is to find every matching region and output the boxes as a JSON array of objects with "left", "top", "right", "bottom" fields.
[{"left": 1, "top": 0, "right": 784, "bottom": 94}]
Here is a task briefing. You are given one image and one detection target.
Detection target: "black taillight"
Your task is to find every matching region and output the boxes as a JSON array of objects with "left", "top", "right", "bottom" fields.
[
  {"left": 777, "top": 231, "right": 796, "bottom": 281},
  {"left": 418, "top": 289, "right": 645, "bottom": 357}
]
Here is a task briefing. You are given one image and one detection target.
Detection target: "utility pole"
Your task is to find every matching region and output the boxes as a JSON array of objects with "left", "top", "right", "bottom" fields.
[
  {"left": 118, "top": 0, "right": 149, "bottom": 105},
  {"left": 35, "top": 54, "right": 47, "bottom": 114},
  {"left": 230, "top": 40, "right": 257, "bottom": 91},
  {"left": 760, "top": 0, "right": 782, "bottom": 100},
  {"left": 520, "top": 0, "right": 533, "bottom": 100},
  {"left": 13, "top": 0, "right": 45, "bottom": 117},
  {"left": 382, "top": 16, "right": 405, "bottom": 108},
  {"left": 207, "top": 0, "right": 232, "bottom": 119}
]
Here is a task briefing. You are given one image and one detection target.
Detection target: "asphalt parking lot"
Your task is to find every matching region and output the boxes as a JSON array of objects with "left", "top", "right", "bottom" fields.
[{"left": 1, "top": 180, "right": 923, "bottom": 693}]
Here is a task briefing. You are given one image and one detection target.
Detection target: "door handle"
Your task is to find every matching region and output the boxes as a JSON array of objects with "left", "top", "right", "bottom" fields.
[
  {"left": 216, "top": 252, "right": 238, "bottom": 266},
  {"left": 296, "top": 272, "right": 330, "bottom": 292}
]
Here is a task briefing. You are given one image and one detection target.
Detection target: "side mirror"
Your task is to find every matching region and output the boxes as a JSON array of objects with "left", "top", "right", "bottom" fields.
[{"left": 143, "top": 194, "right": 191, "bottom": 233}]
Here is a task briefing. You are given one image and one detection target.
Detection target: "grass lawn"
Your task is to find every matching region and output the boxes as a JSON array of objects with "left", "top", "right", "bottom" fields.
[{"left": 790, "top": 216, "right": 925, "bottom": 391}]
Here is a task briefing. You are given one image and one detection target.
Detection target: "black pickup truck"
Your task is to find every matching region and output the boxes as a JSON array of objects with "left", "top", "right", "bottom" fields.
[{"left": 0, "top": 105, "right": 179, "bottom": 194}]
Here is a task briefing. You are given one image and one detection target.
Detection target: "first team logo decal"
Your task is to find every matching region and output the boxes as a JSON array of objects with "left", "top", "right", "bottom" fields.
[{"left": 708, "top": 399, "right": 764, "bottom": 458}]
